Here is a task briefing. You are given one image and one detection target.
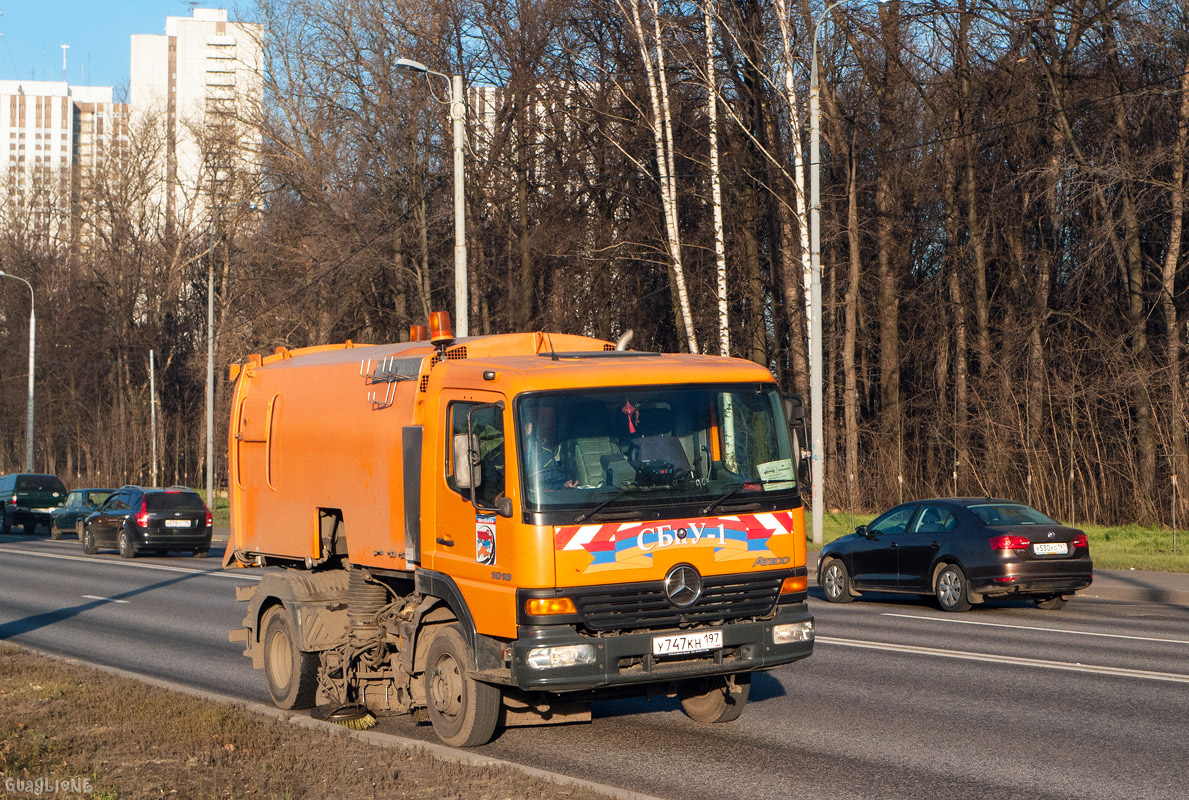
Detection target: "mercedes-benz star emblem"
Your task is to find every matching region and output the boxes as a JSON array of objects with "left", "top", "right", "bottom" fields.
[{"left": 664, "top": 565, "right": 703, "bottom": 608}]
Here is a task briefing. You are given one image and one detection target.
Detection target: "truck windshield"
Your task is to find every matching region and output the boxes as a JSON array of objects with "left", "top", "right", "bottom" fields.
[{"left": 515, "top": 384, "right": 797, "bottom": 513}]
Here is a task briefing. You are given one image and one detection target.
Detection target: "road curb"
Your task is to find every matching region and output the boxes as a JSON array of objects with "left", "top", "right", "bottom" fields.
[
  {"left": 2, "top": 641, "right": 661, "bottom": 800},
  {"left": 1077, "top": 579, "right": 1189, "bottom": 607}
]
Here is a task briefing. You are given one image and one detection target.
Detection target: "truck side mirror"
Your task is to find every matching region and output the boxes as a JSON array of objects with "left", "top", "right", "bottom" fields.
[
  {"left": 452, "top": 433, "right": 482, "bottom": 490},
  {"left": 783, "top": 393, "right": 810, "bottom": 487},
  {"left": 783, "top": 393, "right": 806, "bottom": 423}
]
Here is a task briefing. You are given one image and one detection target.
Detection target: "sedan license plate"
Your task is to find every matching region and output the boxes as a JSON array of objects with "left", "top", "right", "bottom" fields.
[
  {"left": 164, "top": 519, "right": 191, "bottom": 529},
  {"left": 652, "top": 630, "right": 723, "bottom": 657},
  {"left": 1032, "top": 542, "right": 1068, "bottom": 555}
]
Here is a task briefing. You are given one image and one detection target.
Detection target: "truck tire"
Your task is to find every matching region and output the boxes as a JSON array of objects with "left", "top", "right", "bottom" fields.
[
  {"left": 678, "top": 673, "right": 751, "bottom": 723},
  {"left": 261, "top": 605, "right": 318, "bottom": 710},
  {"left": 424, "top": 624, "right": 501, "bottom": 747},
  {"left": 50, "top": 521, "right": 63, "bottom": 540}
]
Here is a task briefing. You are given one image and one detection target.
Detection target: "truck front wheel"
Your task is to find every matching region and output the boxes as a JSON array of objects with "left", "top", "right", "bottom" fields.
[
  {"left": 424, "top": 624, "right": 500, "bottom": 747},
  {"left": 679, "top": 673, "right": 751, "bottom": 723},
  {"left": 261, "top": 605, "right": 318, "bottom": 710}
]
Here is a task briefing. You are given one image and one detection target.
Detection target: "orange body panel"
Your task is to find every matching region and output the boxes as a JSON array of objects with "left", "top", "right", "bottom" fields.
[{"left": 227, "top": 332, "right": 806, "bottom": 642}]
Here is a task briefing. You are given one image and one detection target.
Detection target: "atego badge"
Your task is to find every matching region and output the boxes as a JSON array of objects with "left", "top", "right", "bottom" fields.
[{"left": 475, "top": 514, "right": 497, "bottom": 565}]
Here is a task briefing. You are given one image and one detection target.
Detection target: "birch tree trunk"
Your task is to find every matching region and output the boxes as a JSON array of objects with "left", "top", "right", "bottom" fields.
[
  {"left": 772, "top": 0, "right": 813, "bottom": 371},
  {"left": 1164, "top": 65, "right": 1189, "bottom": 520},
  {"left": 622, "top": 0, "right": 698, "bottom": 353},
  {"left": 702, "top": 0, "right": 729, "bottom": 356}
]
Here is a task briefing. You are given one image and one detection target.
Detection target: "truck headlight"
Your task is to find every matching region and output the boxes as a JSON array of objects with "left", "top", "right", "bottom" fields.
[
  {"left": 772, "top": 621, "right": 814, "bottom": 644},
  {"left": 526, "top": 644, "right": 597, "bottom": 669}
]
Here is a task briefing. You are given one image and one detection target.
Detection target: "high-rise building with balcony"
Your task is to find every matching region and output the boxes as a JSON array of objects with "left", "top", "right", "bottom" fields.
[{"left": 130, "top": 7, "right": 262, "bottom": 226}]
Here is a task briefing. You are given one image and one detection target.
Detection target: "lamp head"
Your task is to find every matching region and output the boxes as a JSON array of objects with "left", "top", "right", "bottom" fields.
[{"left": 394, "top": 58, "right": 429, "bottom": 76}]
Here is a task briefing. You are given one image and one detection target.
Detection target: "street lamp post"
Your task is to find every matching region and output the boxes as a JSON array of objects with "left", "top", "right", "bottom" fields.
[
  {"left": 207, "top": 216, "right": 217, "bottom": 505},
  {"left": 0, "top": 271, "right": 35, "bottom": 471},
  {"left": 808, "top": 0, "right": 884, "bottom": 545},
  {"left": 395, "top": 57, "right": 468, "bottom": 338}
]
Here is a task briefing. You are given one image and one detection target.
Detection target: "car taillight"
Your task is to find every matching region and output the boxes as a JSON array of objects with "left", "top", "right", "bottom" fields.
[
  {"left": 9, "top": 496, "right": 15, "bottom": 504},
  {"left": 205, "top": 509, "right": 213, "bottom": 526},
  {"left": 1071, "top": 533, "right": 1088, "bottom": 549},
  {"left": 135, "top": 498, "right": 149, "bottom": 528},
  {"left": 990, "top": 535, "right": 1031, "bottom": 551}
]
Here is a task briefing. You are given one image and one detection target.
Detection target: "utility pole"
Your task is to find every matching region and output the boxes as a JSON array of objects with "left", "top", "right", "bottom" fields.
[{"left": 150, "top": 350, "right": 159, "bottom": 487}]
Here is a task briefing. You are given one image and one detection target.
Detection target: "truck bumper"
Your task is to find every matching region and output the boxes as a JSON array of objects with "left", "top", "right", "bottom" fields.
[{"left": 507, "top": 602, "right": 813, "bottom": 692}]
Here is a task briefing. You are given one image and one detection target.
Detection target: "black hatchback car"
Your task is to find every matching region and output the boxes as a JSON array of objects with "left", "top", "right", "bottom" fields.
[
  {"left": 818, "top": 498, "right": 1093, "bottom": 612},
  {"left": 82, "top": 485, "right": 212, "bottom": 558},
  {"left": 0, "top": 473, "right": 68, "bottom": 534}
]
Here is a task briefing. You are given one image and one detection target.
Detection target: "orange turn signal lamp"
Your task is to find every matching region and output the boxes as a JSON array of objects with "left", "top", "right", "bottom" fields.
[
  {"left": 525, "top": 597, "right": 577, "bottom": 616},
  {"left": 409, "top": 324, "right": 430, "bottom": 342},
  {"left": 780, "top": 575, "right": 808, "bottom": 594}
]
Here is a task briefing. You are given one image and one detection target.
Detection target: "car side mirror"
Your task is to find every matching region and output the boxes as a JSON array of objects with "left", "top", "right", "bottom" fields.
[
  {"left": 856, "top": 524, "right": 870, "bottom": 538},
  {"left": 453, "top": 433, "right": 481, "bottom": 490}
]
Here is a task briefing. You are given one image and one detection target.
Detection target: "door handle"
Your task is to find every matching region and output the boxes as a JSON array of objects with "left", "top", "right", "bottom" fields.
[
  {"left": 435, "top": 537, "right": 455, "bottom": 547},
  {"left": 889, "top": 542, "right": 899, "bottom": 549},
  {"left": 930, "top": 542, "right": 940, "bottom": 549}
]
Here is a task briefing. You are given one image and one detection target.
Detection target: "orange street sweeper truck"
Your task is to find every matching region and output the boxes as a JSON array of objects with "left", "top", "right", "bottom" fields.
[{"left": 226, "top": 313, "right": 814, "bottom": 746}]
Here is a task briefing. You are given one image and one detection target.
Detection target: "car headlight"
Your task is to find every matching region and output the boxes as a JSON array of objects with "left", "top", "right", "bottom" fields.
[
  {"left": 526, "top": 644, "right": 597, "bottom": 669},
  {"left": 772, "top": 621, "right": 814, "bottom": 644}
]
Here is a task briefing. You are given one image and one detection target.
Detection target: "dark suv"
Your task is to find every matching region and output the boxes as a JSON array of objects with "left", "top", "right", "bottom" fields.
[
  {"left": 0, "top": 473, "right": 68, "bottom": 534},
  {"left": 82, "top": 485, "right": 212, "bottom": 558}
]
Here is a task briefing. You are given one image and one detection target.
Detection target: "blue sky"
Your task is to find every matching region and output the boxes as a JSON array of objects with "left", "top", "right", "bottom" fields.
[{"left": 0, "top": 2, "right": 253, "bottom": 93}]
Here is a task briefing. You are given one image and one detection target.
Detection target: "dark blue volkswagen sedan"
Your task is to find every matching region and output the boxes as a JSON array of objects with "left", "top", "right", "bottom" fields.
[{"left": 817, "top": 498, "right": 1093, "bottom": 612}]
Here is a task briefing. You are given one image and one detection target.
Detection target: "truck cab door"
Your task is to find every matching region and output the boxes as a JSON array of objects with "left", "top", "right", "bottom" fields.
[{"left": 431, "top": 393, "right": 517, "bottom": 638}]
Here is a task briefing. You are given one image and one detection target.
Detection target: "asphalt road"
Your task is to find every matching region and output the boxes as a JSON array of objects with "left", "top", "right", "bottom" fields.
[{"left": 1, "top": 533, "right": 1186, "bottom": 799}]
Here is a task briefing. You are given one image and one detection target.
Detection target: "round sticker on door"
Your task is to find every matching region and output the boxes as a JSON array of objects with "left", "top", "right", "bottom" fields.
[{"left": 475, "top": 514, "right": 496, "bottom": 565}]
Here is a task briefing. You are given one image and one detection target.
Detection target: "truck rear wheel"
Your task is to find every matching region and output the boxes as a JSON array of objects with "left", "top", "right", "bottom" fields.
[
  {"left": 678, "top": 673, "right": 751, "bottom": 723},
  {"left": 261, "top": 605, "right": 318, "bottom": 710},
  {"left": 424, "top": 624, "right": 500, "bottom": 747}
]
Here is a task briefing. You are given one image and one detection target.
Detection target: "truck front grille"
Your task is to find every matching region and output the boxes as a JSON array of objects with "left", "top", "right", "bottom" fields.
[{"left": 572, "top": 574, "right": 782, "bottom": 631}]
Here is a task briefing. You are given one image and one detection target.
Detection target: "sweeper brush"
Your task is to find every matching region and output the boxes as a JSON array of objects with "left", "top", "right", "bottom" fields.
[{"left": 313, "top": 703, "right": 376, "bottom": 730}]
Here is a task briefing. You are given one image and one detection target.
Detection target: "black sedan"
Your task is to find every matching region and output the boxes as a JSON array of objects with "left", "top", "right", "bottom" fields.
[
  {"left": 48, "top": 488, "right": 114, "bottom": 540},
  {"left": 818, "top": 498, "right": 1093, "bottom": 611}
]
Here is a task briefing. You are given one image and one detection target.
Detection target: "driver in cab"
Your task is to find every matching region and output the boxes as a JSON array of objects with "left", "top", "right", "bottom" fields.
[{"left": 521, "top": 408, "right": 578, "bottom": 490}]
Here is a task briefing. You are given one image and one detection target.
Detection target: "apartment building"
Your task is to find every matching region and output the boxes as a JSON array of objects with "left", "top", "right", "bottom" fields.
[{"left": 130, "top": 7, "right": 263, "bottom": 226}]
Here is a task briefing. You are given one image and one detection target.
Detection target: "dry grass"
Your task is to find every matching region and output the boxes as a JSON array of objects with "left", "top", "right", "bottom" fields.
[{"left": 0, "top": 647, "right": 612, "bottom": 800}]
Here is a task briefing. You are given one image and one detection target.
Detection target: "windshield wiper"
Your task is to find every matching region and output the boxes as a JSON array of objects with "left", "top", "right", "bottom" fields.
[
  {"left": 574, "top": 486, "right": 639, "bottom": 524},
  {"left": 700, "top": 479, "right": 792, "bottom": 516},
  {"left": 700, "top": 483, "right": 746, "bottom": 516}
]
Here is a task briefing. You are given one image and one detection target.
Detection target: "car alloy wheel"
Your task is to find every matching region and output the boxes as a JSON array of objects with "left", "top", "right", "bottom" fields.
[
  {"left": 935, "top": 565, "right": 971, "bottom": 612},
  {"left": 821, "top": 559, "right": 854, "bottom": 603},
  {"left": 82, "top": 526, "right": 97, "bottom": 555},
  {"left": 118, "top": 530, "right": 137, "bottom": 559}
]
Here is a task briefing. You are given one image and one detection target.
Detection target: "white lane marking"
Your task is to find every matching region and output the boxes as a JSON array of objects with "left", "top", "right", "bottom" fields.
[
  {"left": 816, "top": 635, "right": 1189, "bottom": 683},
  {"left": 81, "top": 595, "right": 130, "bottom": 604},
  {"left": 881, "top": 612, "right": 1189, "bottom": 646},
  {"left": 0, "top": 547, "right": 260, "bottom": 581}
]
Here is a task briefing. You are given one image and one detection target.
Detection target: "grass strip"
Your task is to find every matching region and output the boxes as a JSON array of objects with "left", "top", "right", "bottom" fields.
[{"left": 0, "top": 646, "right": 615, "bottom": 800}]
